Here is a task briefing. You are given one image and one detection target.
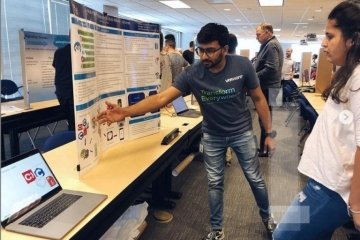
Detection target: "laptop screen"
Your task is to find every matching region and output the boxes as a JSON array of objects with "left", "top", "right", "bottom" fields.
[
  {"left": 1, "top": 150, "right": 60, "bottom": 225},
  {"left": 172, "top": 96, "right": 188, "bottom": 114}
]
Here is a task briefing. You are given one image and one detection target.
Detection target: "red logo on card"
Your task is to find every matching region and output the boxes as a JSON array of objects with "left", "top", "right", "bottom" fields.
[
  {"left": 46, "top": 176, "right": 57, "bottom": 187},
  {"left": 22, "top": 170, "right": 36, "bottom": 183}
]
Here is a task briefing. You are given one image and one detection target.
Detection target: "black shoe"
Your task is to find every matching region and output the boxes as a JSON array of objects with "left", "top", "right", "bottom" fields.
[
  {"left": 258, "top": 151, "right": 269, "bottom": 157},
  {"left": 262, "top": 215, "right": 277, "bottom": 236}
]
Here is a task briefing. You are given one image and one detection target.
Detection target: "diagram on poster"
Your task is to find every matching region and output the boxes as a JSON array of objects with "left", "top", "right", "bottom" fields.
[{"left": 70, "top": 0, "right": 160, "bottom": 175}]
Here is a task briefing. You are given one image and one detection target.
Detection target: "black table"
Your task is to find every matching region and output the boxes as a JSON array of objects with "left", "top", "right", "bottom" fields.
[{"left": 1, "top": 100, "right": 67, "bottom": 160}]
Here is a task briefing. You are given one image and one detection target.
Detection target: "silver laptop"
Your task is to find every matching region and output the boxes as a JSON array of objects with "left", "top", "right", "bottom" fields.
[
  {"left": 172, "top": 96, "right": 201, "bottom": 118},
  {"left": 1, "top": 149, "right": 107, "bottom": 239}
]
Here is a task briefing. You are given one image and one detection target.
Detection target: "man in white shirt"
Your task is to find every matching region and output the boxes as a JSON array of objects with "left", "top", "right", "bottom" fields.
[{"left": 281, "top": 48, "right": 295, "bottom": 102}]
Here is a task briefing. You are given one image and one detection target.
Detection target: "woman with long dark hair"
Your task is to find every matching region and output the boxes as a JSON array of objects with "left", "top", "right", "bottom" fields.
[{"left": 273, "top": 1, "right": 360, "bottom": 239}]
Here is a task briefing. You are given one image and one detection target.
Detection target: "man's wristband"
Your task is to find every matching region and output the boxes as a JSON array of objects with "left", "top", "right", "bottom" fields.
[{"left": 265, "top": 130, "right": 276, "bottom": 138}]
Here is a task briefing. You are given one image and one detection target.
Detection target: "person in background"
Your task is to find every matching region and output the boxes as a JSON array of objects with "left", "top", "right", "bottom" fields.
[
  {"left": 281, "top": 48, "right": 295, "bottom": 102},
  {"left": 182, "top": 40, "right": 195, "bottom": 64},
  {"left": 97, "top": 22, "right": 277, "bottom": 240},
  {"left": 228, "top": 33, "right": 238, "bottom": 55},
  {"left": 52, "top": 42, "right": 75, "bottom": 131},
  {"left": 273, "top": 1, "right": 360, "bottom": 239},
  {"left": 165, "top": 38, "right": 189, "bottom": 83},
  {"left": 253, "top": 22, "right": 283, "bottom": 157},
  {"left": 164, "top": 34, "right": 182, "bottom": 55},
  {"left": 311, "top": 53, "right": 318, "bottom": 80},
  {"left": 159, "top": 32, "right": 172, "bottom": 92}
]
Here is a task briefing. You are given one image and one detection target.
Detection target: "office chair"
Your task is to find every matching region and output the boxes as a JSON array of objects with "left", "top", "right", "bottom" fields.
[
  {"left": 1, "top": 79, "right": 23, "bottom": 102},
  {"left": 42, "top": 130, "right": 76, "bottom": 152},
  {"left": 299, "top": 105, "right": 318, "bottom": 144},
  {"left": 297, "top": 98, "right": 310, "bottom": 135},
  {"left": 284, "top": 85, "right": 303, "bottom": 126}
]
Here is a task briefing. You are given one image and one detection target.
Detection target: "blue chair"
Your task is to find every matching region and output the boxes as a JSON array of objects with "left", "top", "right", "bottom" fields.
[
  {"left": 284, "top": 88, "right": 303, "bottom": 126},
  {"left": 42, "top": 131, "right": 76, "bottom": 152},
  {"left": 299, "top": 105, "right": 318, "bottom": 144}
]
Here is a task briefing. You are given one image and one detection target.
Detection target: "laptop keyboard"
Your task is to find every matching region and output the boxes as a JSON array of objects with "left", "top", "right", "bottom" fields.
[{"left": 19, "top": 193, "right": 82, "bottom": 228}]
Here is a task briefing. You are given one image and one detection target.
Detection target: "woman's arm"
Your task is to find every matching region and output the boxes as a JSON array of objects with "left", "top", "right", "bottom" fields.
[{"left": 349, "top": 146, "right": 360, "bottom": 230}]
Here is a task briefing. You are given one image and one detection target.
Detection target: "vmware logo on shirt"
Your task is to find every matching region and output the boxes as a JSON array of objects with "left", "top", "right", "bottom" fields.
[{"left": 225, "top": 75, "right": 243, "bottom": 83}]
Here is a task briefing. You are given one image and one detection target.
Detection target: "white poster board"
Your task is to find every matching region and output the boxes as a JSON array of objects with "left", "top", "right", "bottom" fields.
[
  {"left": 19, "top": 30, "right": 69, "bottom": 103},
  {"left": 70, "top": 0, "right": 161, "bottom": 175}
]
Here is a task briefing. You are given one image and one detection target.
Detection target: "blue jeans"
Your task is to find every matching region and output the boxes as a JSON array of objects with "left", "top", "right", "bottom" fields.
[
  {"left": 273, "top": 179, "right": 350, "bottom": 240},
  {"left": 201, "top": 130, "right": 270, "bottom": 230}
]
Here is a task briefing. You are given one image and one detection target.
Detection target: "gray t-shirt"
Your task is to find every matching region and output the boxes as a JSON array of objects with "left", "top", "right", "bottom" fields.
[
  {"left": 173, "top": 55, "right": 259, "bottom": 136},
  {"left": 168, "top": 52, "right": 189, "bottom": 82}
]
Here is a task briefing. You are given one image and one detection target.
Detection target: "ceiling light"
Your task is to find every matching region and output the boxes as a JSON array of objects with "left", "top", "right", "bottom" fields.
[
  {"left": 160, "top": 1, "right": 191, "bottom": 9},
  {"left": 224, "top": 8, "right": 231, "bottom": 11},
  {"left": 273, "top": 28, "right": 281, "bottom": 32},
  {"left": 258, "top": 0, "right": 283, "bottom": 7},
  {"left": 293, "top": 22, "right": 308, "bottom": 25},
  {"left": 207, "top": 0, "right": 233, "bottom": 3}
]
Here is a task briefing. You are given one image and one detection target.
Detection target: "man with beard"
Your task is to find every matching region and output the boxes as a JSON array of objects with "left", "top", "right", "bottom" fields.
[{"left": 97, "top": 23, "right": 276, "bottom": 240}]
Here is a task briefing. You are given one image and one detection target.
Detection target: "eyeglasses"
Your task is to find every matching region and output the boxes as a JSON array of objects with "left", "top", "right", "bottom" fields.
[{"left": 195, "top": 46, "right": 223, "bottom": 57}]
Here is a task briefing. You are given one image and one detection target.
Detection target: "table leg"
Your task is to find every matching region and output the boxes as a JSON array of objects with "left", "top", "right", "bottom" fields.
[{"left": 9, "top": 130, "right": 20, "bottom": 157}]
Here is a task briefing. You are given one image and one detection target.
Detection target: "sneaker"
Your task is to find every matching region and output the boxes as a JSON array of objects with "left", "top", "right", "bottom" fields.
[
  {"left": 258, "top": 151, "right": 269, "bottom": 157},
  {"left": 262, "top": 215, "right": 277, "bottom": 236},
  {"left": 203, "top": 229, "right": 225, "bottom": 240}
]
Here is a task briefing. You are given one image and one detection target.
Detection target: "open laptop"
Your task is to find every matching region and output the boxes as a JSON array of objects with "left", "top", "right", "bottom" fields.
[
  {"left": 172, "top": 96, "right": 201, "bottom": 118},
  {"left": 1, "top": 149, "right": 107, "bottom": 239}
]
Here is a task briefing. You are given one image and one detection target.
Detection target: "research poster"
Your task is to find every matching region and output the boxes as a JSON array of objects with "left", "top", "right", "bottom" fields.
[
  {"left": 20, "top": 30, "right": 69, "bottom": 102},
  {"left": 70, "top": 0, "right": 160, "bottom": 175}
]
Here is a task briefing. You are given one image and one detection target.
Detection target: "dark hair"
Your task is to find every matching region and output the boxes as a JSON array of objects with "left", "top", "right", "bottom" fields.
[
  {"left": 160, "top": 32, "right": 164, "bottom": 51},
  {"left": 165, "top": 34, "right": 176, "bottom": 42},
  {"left": 228, "top": 33, "right": 238, "bottom": 54},
  {"left": 189, "top": 41, "right": 194, "bottom": 48},
  {"left": 165, "top": 39, "right": 176, "bottom": 48},
  {"left": 322, "top": 1, "right": 360, "bottom": 103},
  {"left": 197, "top": 23, "right": 229, "bottom": 47}
]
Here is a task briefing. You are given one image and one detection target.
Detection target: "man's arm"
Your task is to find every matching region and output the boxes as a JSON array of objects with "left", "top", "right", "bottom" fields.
[
  {"left": 349, "top": 147, "right": 360, "bottom": 230},
  {"left": 248, "top": 86, "right": 276, "bottom": 154},
  {"left": 97, "top": 86, "right": 182, "bottom": 124},
  {"left": 291, "top": 61, "right": 295, "bottom": 78}
]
